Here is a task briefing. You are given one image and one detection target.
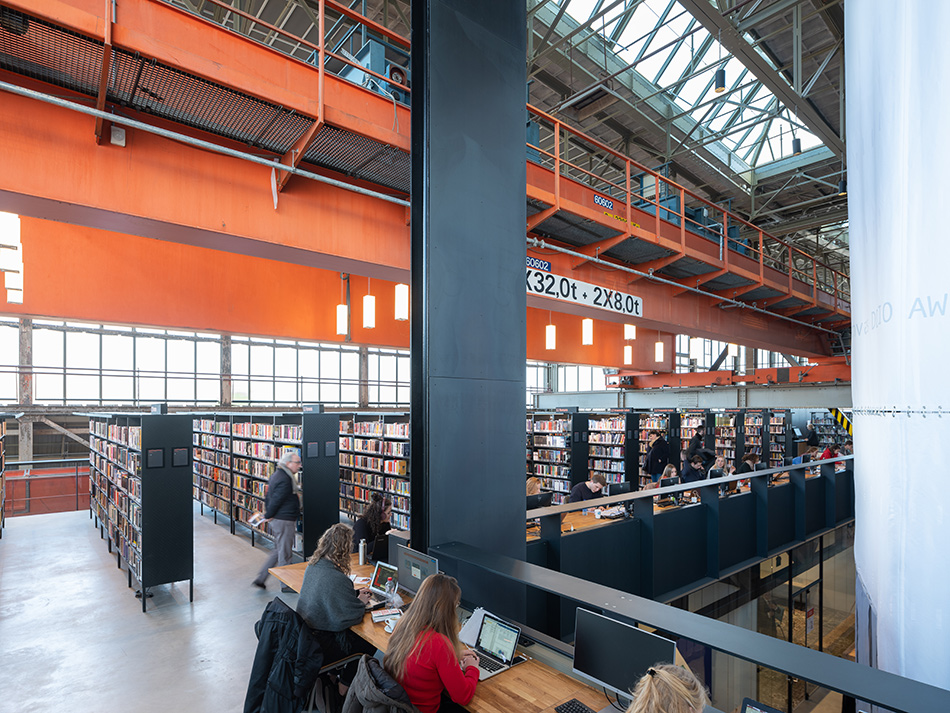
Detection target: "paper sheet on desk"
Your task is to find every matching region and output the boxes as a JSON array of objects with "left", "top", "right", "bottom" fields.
[{"left": 459, "top": 607, "right": 486, "bottom": 647}]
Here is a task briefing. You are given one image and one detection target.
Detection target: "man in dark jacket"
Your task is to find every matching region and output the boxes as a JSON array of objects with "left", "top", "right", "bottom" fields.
[
  {"left": 643, "top": 430, "right": 671, "bottom": 483},
  {"left": 252, "top": 451, "right": 302, "bottom": 590},
  {"left": 686, "top": 426, "right": 714, "bottom": 469}
]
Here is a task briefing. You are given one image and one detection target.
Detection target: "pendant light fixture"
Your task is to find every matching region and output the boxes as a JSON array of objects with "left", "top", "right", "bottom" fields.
[
  {"left": 654, "top": 333, "right": 664, "bottom": 363},
  {"left": 363, "top": 277, "right": 376, "bottom": 329},
  {"left": 792, "top": 136, "right": 802, "bottom": 155},
  {"left": 546, "top": 311, "right": 556, "bottom": 350},
  {"left": 727, "top": 343, "right": 738, "bottom": 357},
  {"left": 582, "top": 318, "right": 594, "bottom": 346},
  {"left": 336, "top": 273, "right": 349, "bottom": 336},
  {"left": 623, "top": 344, "right": 633, "bottom": 365},
  {"left": 624, "top": 323, "right": 636, "bottom": 340},
  {"left": 394, "top": 283, "right": 409, "bottom": 321},
  {"left": 715, "top": 29, "right": 726, "bottom": 93}
]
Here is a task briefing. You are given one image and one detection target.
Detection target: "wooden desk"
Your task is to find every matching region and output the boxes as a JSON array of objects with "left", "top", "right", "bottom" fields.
[{"left": 269, "top": 556, "right": 604, "bottom": 712}]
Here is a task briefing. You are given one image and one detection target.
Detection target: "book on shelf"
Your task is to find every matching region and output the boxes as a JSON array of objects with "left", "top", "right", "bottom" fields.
[{"left": 247, "top": 512, "right": 265, "bottom": 528}]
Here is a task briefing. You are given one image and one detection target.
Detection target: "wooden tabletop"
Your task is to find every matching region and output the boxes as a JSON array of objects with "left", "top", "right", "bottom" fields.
[{"left": 269, "top": 555, "right": 605, "bottom": 712}]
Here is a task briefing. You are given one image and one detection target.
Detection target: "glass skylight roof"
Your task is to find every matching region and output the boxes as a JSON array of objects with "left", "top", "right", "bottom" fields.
[{"left": 562, "top": 0, "right": 823, "bottom": 168}]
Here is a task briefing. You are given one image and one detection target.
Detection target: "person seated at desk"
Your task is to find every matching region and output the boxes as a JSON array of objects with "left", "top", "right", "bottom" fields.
[
  {"left": 297, "top": 523, "right": 377, "bottom": 694},
  {"left": 707, "top": 455, "right": 733, "bottom": 479},
  {"left": 526, "top": 477, "right": 554, "bottom": 510},
  {"left": 351, "top": 492, "right": 393, "bottom": 558},
  {"left": 792, "top": 446, "right": 819, "bottom": 466},
  {"left": 569, "top": 472, "right": 607, "bottom": 504},
  {"left": 625, "top": 663, "right": 709, "bottom": 713},
  {"left": 384, "top": 574, "right": 479, "bottom": 713},
  {"left": 681, "top": 456, "right": 706, "bottom": 484},
  {"left": 737, "top": 452, "right": 759, "bottom": 474},
  {"left": 821, "top": 443, "right": 841, "bottom": 461}
]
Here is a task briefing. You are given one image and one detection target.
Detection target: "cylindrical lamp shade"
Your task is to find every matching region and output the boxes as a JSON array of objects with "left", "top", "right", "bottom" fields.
[
  {"left": 336, "top": 303, "right": 348, "bottom": 335},
  {"left": 623, "top": 344, "right": 633, "bottom": 365},
  {"left": 838, "top": 179, "right": 847, "bottom": 196},
  {"left": 545, "top": 324, "right": 556, "bottom": 350},
  {"left": 624, "top": 323, "right": 637, "bottom": 340},
  {"left": 7, "top": 288, "right": 23, "bottom": 305},
  {"left": 362, "top": 294, "right": 376, "bottom": 329},
  {"left": 792, "top": 137, "right": 802, "bottom": 155},
  {"left": 582, "top": 318, "right": 593, "bottom": 345},
  {"left": 394, "top": 283, "right": 409, "bottom": 321},
  {"left": 654, "top": 340, "right": 664, "bottom": 362},
  {"left": 714, "top": 68, "right": 726, "bottom": 93},
  {"left": 727, "top": 343, "right": 738, "bottom": 357}
]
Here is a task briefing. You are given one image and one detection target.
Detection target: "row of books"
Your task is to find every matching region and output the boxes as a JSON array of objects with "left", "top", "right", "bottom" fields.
[{"left": 91, "top": 421, "right": 143, "bottom": 450}]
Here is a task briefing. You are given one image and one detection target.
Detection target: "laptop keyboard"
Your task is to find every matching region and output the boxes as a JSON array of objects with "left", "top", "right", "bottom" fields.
[
  {"left": 554, "top": 699, "right": 596, "bottom": 713},
  {"left": 477, "top": 653, "right": 504, "bottom": 673}
]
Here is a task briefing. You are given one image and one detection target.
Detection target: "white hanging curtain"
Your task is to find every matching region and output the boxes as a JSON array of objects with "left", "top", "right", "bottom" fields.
[{"left": 849, "top": 0, "right": 950, "bottom": 689}]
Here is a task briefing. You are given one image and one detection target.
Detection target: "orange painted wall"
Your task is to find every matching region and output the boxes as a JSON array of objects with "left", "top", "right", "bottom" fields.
[{"left": 14, "top": 218, "right": 410, "bottom": 346}]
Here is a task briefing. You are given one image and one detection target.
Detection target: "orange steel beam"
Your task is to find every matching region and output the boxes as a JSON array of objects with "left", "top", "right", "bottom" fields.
[
  {"left": 277, "top": 0, "right": 326, "bottom": 192},
  {"left": 94, "top": 0, "right": 113, "bottom": 144},
  {"left": 0, "top": 84, "right": 410, "bottom": 281},
  {"left": 527, "top": 205, "right": 558, "bottom": 231},
  {"left": 611, "top": 361, "right": 851, "bottom": 389},
  {"left": 627, "top": 254, "right": 683, "bottom": 284},
  {"left": 570, "top": 233, "right": 632, "bottom": 269},
  {"left": 527, "top": 247, "right": 829, "bottom": 357},
  {"left": 5, "top": 0, "right": 410, "bottom": 152}
]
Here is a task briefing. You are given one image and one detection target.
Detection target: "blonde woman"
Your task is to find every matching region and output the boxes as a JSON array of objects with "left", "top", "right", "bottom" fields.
[
  {"left": 384, "top": 574, "right": 478, "bottom": 713},
  {"left": 296, "top": 524, "right": 376, "bottom": 692},
  {"left": 625, "top": 663, "right": 709, "bottom": 713}
]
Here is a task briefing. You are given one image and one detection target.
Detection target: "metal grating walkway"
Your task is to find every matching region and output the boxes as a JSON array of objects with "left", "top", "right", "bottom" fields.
[{"left": 0, "top": 7, "right": 410, "bottom": 193}]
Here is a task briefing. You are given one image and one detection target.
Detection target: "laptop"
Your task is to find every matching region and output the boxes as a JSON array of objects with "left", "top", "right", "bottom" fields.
[
  {"left": 472, "top": 612, "right": 521, "bottom": 681},
  {"left": 364, "top": 560, "right": 399, "bottom": 610}
]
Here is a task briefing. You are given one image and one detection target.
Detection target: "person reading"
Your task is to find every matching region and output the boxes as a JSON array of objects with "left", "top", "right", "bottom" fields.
[
  {"left": 569, "top": 473, "right": 607, "bottom": 504},
  {"left": 384, "top": 573, "right": 479, "bottom": 713}
]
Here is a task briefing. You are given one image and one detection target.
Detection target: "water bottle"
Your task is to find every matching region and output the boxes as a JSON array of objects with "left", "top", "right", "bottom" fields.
[
  {"left": 358, "top": 539, "right": 367, "bottom": 566},
  {"left": 384, "top": 576, "right": 395, "bottom": 605}
]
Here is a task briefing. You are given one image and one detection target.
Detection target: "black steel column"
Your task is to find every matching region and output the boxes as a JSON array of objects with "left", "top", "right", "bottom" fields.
[{"left": 410, "top": 1, "right": 527, "bottom": 565}]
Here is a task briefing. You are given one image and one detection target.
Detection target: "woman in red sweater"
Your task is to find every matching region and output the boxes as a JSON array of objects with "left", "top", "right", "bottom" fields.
[{"left": 383, "top": 573, "right": 479, "bottom": 713}]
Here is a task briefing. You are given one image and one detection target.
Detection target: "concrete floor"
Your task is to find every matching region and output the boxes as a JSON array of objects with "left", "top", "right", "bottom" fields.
[{"left": 0, "top": 505, "right": 296, "bottom": 713}]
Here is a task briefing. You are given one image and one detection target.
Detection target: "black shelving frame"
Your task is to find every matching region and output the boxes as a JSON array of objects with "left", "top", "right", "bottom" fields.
[{"left": 89, "top": 413, "right": 194, "bottom": 612}]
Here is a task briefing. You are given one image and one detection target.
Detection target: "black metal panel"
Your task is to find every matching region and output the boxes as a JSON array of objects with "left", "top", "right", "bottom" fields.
[
  {"left": 654, "top": 505, "right": 707, "bottom": 598},
  {"left": 767, "top": 483, "right": 796, "bottom": 552},
  {"left": 140, "top": 414, "right": 193, "bottom": 589},
  {"left": 719, "top": 492, "right": 757, "bottom": 570},
  {"left": 804, "top": 477, "right": 826, "bottom": 536},
  {"left": 835, "top": 471, "right": 854, "bottom": 524},
  {"left": 410, "top": 0, "right": 527, "bottom": 577},
  {"left": 525, "top": 539, "right": 556, "bottom": 634},
  {"left": 301, "top": 411, "right": 341, "bottom": 557},
  {"left": 561, "top": 519, "right": 640, "bottom": 594}
]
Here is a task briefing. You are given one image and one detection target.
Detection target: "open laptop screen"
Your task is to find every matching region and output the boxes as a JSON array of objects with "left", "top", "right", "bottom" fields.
[
  {"left": 369, "top": 561, "right": 398, "bottom": 595},
  {"left": 476, "top": 613, "right": 519, "bottom": 663}
]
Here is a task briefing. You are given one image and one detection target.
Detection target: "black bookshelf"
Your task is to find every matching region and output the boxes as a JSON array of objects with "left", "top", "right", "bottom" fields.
[
  {"left": 338, "top": 412, "right": 411, "bottom": 531},
  {"left": 742, "top": 409, "right": 768, "bottom": 462},
  {"left": 89, "top": 413, "right": 193, "bottom": 612}
]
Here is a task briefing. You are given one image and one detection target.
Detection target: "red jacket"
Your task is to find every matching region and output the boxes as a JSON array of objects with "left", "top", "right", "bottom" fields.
[{"left": 398, "top": 630, "right": 479, "bottom": 713}]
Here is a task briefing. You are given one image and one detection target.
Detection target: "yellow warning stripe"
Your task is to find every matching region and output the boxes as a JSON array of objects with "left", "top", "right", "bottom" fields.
[{"left": 829, "top": 408, "right": 853, "bottom": 436}]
